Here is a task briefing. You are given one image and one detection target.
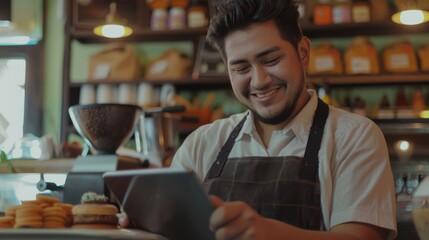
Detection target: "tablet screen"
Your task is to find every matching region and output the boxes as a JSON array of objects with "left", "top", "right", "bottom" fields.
[{"left": 103, "top": 169, "right": 215, "bottom": 240}]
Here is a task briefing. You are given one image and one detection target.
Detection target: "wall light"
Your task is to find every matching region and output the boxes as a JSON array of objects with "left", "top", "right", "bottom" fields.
[
  {"left": 93, "top": 2, "right": 133, "bottom": 38},
  {"left": 392, "top": 0, "right": 429, "bottom": 25}
]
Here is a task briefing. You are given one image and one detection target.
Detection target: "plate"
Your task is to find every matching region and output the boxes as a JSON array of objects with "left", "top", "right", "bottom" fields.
[{"left": 0, "top": 228, "right": 166, "bottom": 240}]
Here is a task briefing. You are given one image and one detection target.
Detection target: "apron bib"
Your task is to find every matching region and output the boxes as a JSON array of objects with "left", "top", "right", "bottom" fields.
[{"left": 203, "top": 99, "right": 329, "bottom": 230}]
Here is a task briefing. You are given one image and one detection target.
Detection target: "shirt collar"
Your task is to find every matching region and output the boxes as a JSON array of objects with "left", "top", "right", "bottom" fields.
[
  {"left": 286, "top": 89, "right": 318, "bottom": 144},
  {"left": 236, "top": 89, "right": 318, "bottom": 144}
]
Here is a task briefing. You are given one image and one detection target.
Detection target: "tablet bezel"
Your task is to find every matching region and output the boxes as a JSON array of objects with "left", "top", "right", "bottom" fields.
[{"left": 103, "top": 168, "right": 215, "bottom": 240}]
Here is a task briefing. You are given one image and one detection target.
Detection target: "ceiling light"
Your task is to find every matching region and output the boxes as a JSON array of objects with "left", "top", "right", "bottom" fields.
[
  {"left": 392, "top": 0, "right": 429, "bottom": 25},
  {"left": 93, "top": 2, "right": 133, "bottom": 38}
]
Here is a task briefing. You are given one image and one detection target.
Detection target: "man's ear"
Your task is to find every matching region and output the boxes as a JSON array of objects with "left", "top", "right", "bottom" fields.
[{"left": 298, "top": 37, "right": 311, "bottom": 68}]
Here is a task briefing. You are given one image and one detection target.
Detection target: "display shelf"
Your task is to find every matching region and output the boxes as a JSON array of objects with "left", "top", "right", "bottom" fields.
[
  {"left": 71, "top": 21, "right": 429, "bottom": 43},
  {"left": 300, "top": 20, "right": 429, "bottom": 38},
  {"left": 71, "top": 27, "right": 208, "bottom": 43},
  {"left": 60, "top": 0, "right": 429, "bottom": 143},
  {"left": 308, "top": 73, "right": 429, "bottom": 86}
]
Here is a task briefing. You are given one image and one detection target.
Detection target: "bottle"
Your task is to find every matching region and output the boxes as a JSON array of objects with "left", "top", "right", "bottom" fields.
[
  {"left": 313, "top": 0, "right": 333, "bottom": 25},
  {"left": 169, "top": 0, "right": 188, "bottom": 29},
  {"left": 377, "top": 94, "right": 394, "bottom": 119},
  {"left": 187, "top": 0, "right": 209, "bottom": 28},
  {"left": 332, "top": 0, "right": 352, "bottom": 24},
  {"left": 351, "top": 0, "right": 371, "bottom": 23},
  {"left": 352, "top": 95, "right": 366, "bottom": 116},
  {"left": 149, "top": 0, "right": 170, "bottom": 30},
  {"left": 412, "top": 88, "right": 425, "bottom": 114},
  {"left": 340, "top": 95, "right": 353, "bottom": 112},
  {"left": 395, "top": 87, "right": 408, "bottom": 109}
]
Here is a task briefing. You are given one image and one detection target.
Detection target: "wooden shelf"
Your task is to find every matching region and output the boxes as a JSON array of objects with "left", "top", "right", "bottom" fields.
[
  {"left": 71, "top": 27, "right": 208, "bottom": 43},
  {"left": 301, "top": 20, "right": 429, "bottom": 38},
  {"left": 71, "top": 20, "right": 429, "bottom": 43},
  {"left": 308, "top": 73, "right": 429, "bottom": 86},
  {"left": 69, "top": 73, "right": 429, "bottom": 87}
]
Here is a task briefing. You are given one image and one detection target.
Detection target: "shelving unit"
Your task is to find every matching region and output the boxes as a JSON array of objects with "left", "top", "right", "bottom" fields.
[{"left": 60, "top": 0, "right": 429, "bottom": 143}]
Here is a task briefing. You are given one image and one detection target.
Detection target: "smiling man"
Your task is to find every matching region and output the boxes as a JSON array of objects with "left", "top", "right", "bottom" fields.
[{"left": 170, "top": 0, "right": 397, "bottom": 239}]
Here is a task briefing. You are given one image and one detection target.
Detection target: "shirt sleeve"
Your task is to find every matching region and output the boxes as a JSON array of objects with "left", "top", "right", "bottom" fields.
[{"left": 329, "top": 119, "right": 397, "bottom": 239}]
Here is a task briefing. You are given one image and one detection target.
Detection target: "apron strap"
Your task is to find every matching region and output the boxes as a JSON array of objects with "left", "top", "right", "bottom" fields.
[
  {"left": 299, "top": 99, "right": 329, "bottom": 182},
  {"left": 207, "top": 113, "right": 248, "bottom": 179},
  {"left": 208, "top": 98, "right": 329, "bottom": 180}
]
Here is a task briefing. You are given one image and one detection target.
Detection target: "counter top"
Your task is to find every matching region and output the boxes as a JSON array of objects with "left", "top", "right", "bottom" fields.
[
  {"left": 0, "top": 228, "right": 166, "bottom": 240},
  {"left": 0, "top": 158, "right": 75, "bottom": 173},
  {"left": 0, "top": 156, "right": 143, "bottom": 173}
]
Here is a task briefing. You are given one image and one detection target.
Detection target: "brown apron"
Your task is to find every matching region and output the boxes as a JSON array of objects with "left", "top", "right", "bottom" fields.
[{"left": 203, "top": 99, "right": 329, "bottom": 230}]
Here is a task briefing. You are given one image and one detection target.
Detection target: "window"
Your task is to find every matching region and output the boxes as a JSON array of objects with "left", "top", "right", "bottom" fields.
[
  {"left": 0, "top": 0, "right": 44, "bottom": 153},
  {"left": 0, "top": 45, "right": 43, "bottom": 153}
]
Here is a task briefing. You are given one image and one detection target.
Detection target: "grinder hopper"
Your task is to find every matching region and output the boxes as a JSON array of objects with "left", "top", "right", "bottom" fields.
[{"left": 64, "top": 103, "right": 141, "bottom": 204}]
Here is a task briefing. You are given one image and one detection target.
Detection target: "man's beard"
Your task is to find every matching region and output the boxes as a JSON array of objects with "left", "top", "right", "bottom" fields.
[
  {"left": 251, "top": 98, "right": 297, "bottom": 125},
  {"left": 250, "top": 78, "right": 304, "bottom": 125}
]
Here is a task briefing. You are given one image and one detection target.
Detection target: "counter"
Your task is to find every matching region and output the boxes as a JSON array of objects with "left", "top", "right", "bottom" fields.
[
  {"left": 0, "top": 156, "right": 142, "bottom": 173},
  {"left": 0, "top": 158, "right": 74, "bottom": 173},
  {"left": 0, "top": 228, "right": 166, "bottom": 240}
]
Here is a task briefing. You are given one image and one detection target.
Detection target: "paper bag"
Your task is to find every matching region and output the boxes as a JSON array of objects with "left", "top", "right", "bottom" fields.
[
  {"left": 88, "top": 43, "right": 141, "bottom": 81},
  {"left": 145, "top": 48, "right": 192, "bottom": 80}
]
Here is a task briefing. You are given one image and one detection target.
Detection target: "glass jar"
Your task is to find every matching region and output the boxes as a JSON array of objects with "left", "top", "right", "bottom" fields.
[
  {"left": 168, "top": 7, "right": 186, "bottom": 29},
  {"left": 187, "top": 0, "right": 208, "bottom": 28},
  {"left": 313, "top": 0, "right": 333, "bottom": 25},
  {"left": 412, "top": 176, "right": 429, "bottom": 240},
  {"left": 351, "top": 0, "right": 370, "bottom": 23},
  {"left": 151, "top": 8, "right": 168, "bottom": 30},
  {"left": 332, "top": 0, "right": 352, "bottom": 24}
]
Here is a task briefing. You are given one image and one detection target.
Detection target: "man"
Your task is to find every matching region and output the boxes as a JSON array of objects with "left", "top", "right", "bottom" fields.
[{"left": 170, "top": 0, "right": 397, "bottom": 239}]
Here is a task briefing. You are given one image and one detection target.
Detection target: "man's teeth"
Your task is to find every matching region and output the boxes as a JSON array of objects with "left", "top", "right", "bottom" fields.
[{"left": 256, "top": 89, "right": 277, "bottom": 98}]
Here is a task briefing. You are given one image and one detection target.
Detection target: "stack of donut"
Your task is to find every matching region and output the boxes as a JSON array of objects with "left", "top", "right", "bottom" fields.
[{"left": 0, "top": 194, "right": 71, "bottom": 229}]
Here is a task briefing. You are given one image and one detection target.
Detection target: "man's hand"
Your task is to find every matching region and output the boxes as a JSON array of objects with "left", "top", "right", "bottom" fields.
[{"left": 209, "top": 195, "right": 270, "bottom": 240}]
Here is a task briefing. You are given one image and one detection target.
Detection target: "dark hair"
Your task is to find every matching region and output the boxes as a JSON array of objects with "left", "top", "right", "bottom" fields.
[{"left": 206, "top": 0, "right": 303, "bottom": 61}]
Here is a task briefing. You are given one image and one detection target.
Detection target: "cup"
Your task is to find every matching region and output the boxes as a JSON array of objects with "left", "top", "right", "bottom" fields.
[
  {"left": 118, "top": 84, "right": 137, "bottom": 105},
  {"left": 96, "top": 84, "right": 117, "bottom": 104},
  {"left": 79, "top": 84, "right": 96, "bottom": 105},
  {"left": 137, "top": 83, "right": 156, "bottom": 107},
  {"left": 160, "top": 83, "right": 176, "bottom": 106}
]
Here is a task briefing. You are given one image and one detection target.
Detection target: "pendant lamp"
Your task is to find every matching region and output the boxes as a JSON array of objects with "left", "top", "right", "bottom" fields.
[
  {"left": 392, "top": 0, "right": 429, "bottom": 25},
  {"left": 93, "top": 2, "right": 133, "bottom": 38}
]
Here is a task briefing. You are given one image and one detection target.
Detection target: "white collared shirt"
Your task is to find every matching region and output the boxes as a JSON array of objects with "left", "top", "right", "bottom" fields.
[{"left": 171, "top": 89, "right": 397, "bottom": 239}]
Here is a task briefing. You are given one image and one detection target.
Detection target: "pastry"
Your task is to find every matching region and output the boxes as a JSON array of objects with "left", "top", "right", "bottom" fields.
[{"left": 71, "top": 192, "right": 119, "bottom": 229}]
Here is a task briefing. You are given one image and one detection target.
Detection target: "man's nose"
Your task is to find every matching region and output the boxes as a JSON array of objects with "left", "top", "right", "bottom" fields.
[{"left": 251, "top": 66, "right": 271, "bottom": 89}]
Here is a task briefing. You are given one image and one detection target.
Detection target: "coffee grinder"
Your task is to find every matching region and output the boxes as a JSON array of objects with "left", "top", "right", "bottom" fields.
[{"left": 63, "top": 103, "right": 142, "bottom": 204}]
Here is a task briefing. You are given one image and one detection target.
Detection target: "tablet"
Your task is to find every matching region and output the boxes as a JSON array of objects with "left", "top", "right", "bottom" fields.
[{"left": 103, "top": 168, "right": 215, "bottom": 240}]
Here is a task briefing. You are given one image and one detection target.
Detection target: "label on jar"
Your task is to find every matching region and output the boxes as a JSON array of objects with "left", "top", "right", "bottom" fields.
[
  {"left": 333, "top": 5, "right": 351, "bottom": 24},
  {"left": 168, "top": 7, "right": 186, "bottom": 29},
  {"left": 390, "top": 54, "right": 410, "bottom": 69},
  {"left": 315, "top": 55, "right": 335, "bottom": 72},
  {"left": 352, "top": 5, "right": 370, "bottom": 23},
  {"left": 350, "top": 57, "right": 371, "bottom": 74},
  {"left": 313, "top": 5, "right": 333, "bottom": 25},
  {"left": 151, "top": 8, "right": 168, "bottom": 30},
  {"left": 188, "top": 11, "right": 207, "bottom": 28}
]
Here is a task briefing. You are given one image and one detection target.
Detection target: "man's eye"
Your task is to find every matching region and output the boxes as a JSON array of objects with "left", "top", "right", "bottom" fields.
[
  {"left": 234, "top": 66, "right": 250, "bottom": 74},
  {"left": 264, "top": 57, "right": 281, "bottom": 66}
]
